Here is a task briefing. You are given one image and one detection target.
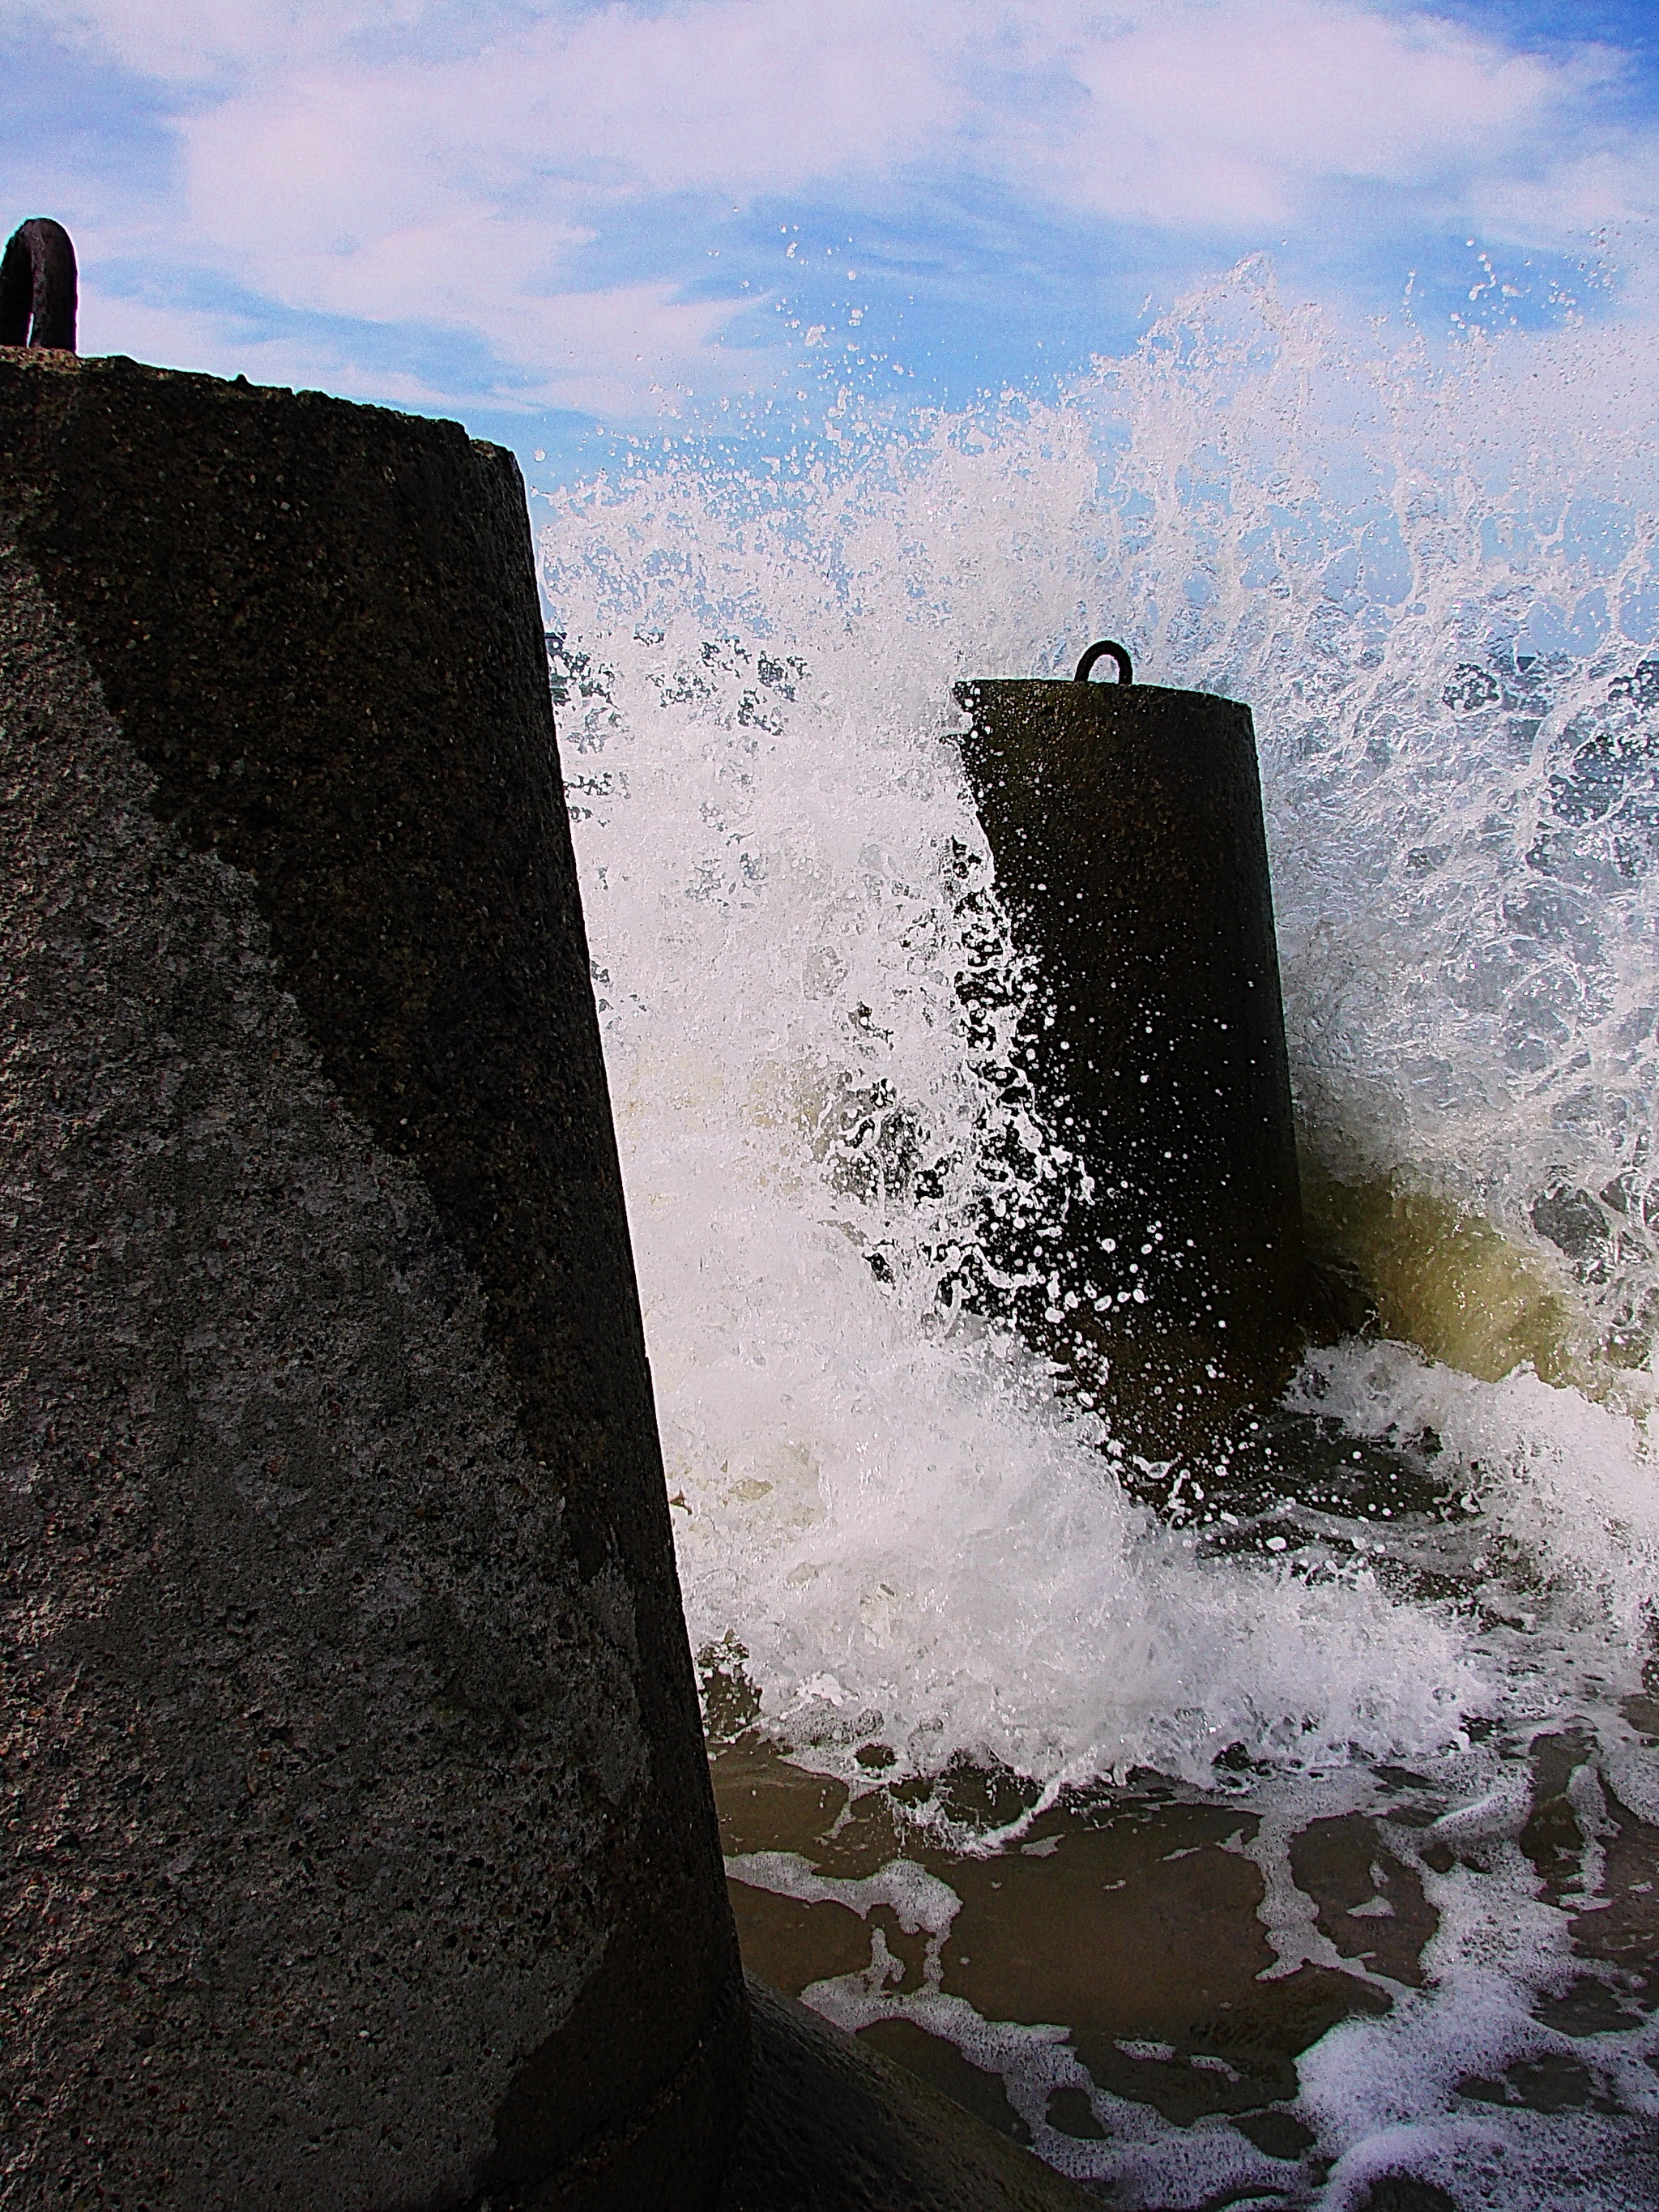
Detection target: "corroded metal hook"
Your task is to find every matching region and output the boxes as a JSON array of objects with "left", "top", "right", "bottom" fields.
[
  {"left": 0, "top": 220, "right": 77, "bottom": 352},
  {"left": 1074, "top": 639, "right": 1133, "bottom": 685}
]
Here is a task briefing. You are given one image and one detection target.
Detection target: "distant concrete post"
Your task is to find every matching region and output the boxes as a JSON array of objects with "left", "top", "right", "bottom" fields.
[
  {"left": 0, "top": 350, "right": 745, "bottom": 2208},
  {"left": 956, "top": 648, "right": 1309, "bottom": 1451}
]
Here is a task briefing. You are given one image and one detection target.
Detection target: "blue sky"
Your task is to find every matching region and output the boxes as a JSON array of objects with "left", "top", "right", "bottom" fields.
[{"left": 6, "top": 0, "right": 1659, "bottom": 486}]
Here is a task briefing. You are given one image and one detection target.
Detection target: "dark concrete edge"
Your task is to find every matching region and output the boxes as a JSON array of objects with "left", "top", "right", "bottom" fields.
[
  {"left": 952, "top": 675, "right": 1253, "bottom": 720},
  {"left": 719, "top": 1975, "right": 1099, "bottom": 2212},
  {"left": 465, "top": 1954, "right": 749, "bottom": 2210}
]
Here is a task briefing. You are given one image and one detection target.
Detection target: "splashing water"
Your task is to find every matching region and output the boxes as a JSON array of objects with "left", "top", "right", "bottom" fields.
[{"left": 539, "top": 261, "right": 1659, "bottom": 2203}]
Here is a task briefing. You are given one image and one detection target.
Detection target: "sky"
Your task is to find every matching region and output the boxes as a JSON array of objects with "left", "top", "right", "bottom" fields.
[{"left": 6, "top": 0, "right": 1659, "bottom": 485}]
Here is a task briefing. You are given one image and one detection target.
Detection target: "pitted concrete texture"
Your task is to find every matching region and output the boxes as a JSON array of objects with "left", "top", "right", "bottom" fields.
[
  {"left": 0, "top": 352, "right": 744, "bottom": 2209},
  {"left": 0, "top": 557, "right": 621, "bottom": 2205}
]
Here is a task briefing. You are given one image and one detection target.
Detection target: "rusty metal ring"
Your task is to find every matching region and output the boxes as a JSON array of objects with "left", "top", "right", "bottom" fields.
[
  {"left": 0, "top": 220, "right": 77, "bottom": 352},
  {"left": 1074, "top": 639, "right": 1132, "bottom": 685}
]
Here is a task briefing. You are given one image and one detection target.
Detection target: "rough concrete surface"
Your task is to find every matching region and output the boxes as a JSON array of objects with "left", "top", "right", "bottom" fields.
[
  {"left": 955, "top": 674, "right": 1307, "bottom": 1449},
  {"left": 0, "top": 351, "right": 744, "bottom": 2209},
  {"left": 722, "top": 1979, "right": 1099, "bottom": 2212}
]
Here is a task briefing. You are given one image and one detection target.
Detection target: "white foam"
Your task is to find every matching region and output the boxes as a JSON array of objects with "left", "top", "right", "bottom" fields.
[
  {"left": 1295, "top": 1337, "right": 1659, "bottom": 1719},
  {"left": 540, "top": 261, "right": 1659, "bottom": 2206},
  {"left": 723, "top": 1850, "right": 960, "bottom": 1941},
  {"left": 1299, "top": 1827, "right": 1659, "bottom": 2209},
  {"left": 1606, "top": 1746, "right": 1659, "bottom": 1826},
  {"left": 544, "top": 265, "right": 1659, "bottom": 1796},
  {"left": 800, "top": 1962, "right": 1290, "bottom": 2203}
]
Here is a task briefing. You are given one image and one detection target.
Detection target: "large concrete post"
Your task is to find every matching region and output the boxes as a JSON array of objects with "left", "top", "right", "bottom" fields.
[
  {"left": 956, "top": 652, "right": 1309, "bottom": 1451},
  {"left": 0, "top": 350, "right": 745, "bottom": 2207}
]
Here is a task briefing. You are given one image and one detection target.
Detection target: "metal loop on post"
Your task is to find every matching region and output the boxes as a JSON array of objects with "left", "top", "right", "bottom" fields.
[
  {"left": 0, "top": 220, "right": 78, "bottom": 352},
  {"left": 1074, "top": 639, "right": 1132, "bottom": 686}
]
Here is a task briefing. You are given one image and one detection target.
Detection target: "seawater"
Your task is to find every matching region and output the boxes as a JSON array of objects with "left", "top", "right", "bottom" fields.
[{"left": 538, "top": 262, "right": 1659, "bottom": 2208}]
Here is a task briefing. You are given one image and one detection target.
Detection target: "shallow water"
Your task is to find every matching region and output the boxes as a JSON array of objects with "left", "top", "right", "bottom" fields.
[
  {"left": 538, "top": 264, "right": 1659, "bottom": 2205},
  {"left": 715, "top": 1728, "right": 1659, "bottom": 2210}
]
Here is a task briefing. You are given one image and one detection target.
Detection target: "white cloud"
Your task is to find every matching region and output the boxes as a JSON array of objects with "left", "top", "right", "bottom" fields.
[
  {"left": 79, "top": 271, "right": 753, "bottom": 421},
  {"left": 129, "top": 1, "right": 1632, "bottom": 224},
  {"left": 22, "top": 0, "right": 1659, "bottom": 421},
  {"left": 77, "top": 283, "right": 464, "bottom": 405},
  {"left": 173, "top": 1, "right": 958, "bottom": 268},
  {"left": 998, "top": 0, "right": 1623, "bottom": 226},
  {"left": 16, "top": 0, "right": 428, "bottom": 80},
  {"left": 499, "top": 279, "right": 769, "bottom": 416},
  {"left": 1473, "top": 143, "right": 1657, "bottom": 249}
]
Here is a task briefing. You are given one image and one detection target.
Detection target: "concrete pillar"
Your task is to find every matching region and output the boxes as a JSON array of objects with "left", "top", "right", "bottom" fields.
[
  {"left": 0, "top": 349, "right": 745, "bottom": 2208},
  {"left": 956, "top": 655, "right": 1308, "bottom": 1451}
]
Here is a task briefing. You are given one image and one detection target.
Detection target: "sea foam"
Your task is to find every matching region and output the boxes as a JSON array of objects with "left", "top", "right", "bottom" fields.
[
  {"left": 539, "top": 260, "right": 1659, "bottom": 1785},
  {"left": 539, "top": 258, "right": 1659, "bottom": 2209}
]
